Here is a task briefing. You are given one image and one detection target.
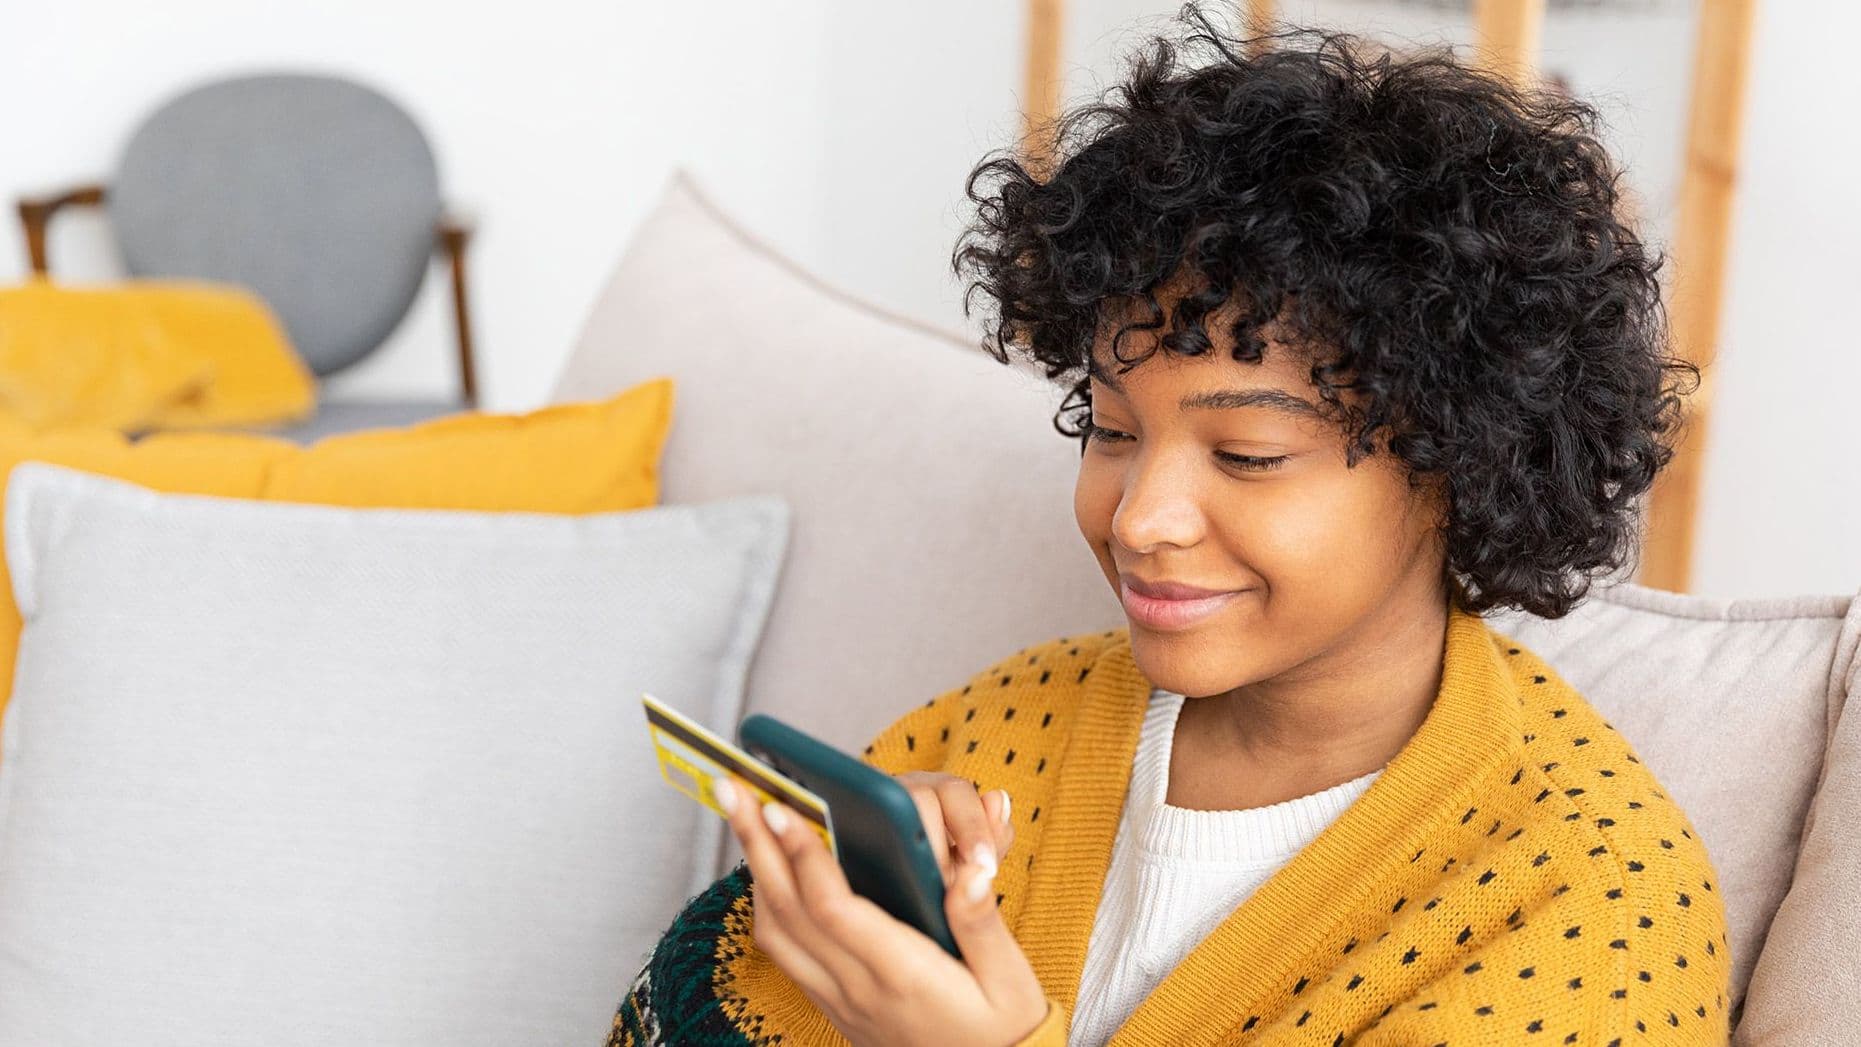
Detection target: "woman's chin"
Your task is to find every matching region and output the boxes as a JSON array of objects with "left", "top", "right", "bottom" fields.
[{"left": 1126, "top": 629, "right": 1252, "bottom": 698}]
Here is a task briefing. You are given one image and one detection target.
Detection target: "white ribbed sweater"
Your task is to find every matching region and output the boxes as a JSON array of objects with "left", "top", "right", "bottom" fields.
[{"left": 1068, "top": 688, "right": 1384, "bottom": 1047}]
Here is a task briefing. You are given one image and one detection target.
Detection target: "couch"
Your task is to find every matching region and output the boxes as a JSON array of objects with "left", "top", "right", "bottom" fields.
[
  {"left": 551, "top": 170, "right": 1859, "bottom": 1044},
  {"left": 0, "top": 167, "right": 1851, "bottom": 1045}
]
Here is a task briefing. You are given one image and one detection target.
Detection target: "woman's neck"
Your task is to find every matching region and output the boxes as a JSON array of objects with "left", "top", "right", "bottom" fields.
[{"left": 1165, "top": 583, "right": 1452, "bottom": 811}]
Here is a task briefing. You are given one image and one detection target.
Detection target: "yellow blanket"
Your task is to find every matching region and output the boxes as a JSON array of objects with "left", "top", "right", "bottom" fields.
[{"left": 0, "top": 277, "right": 316, "bottom": 434}]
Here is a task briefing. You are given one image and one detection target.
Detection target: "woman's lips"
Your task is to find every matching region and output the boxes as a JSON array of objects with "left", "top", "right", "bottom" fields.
[{"left": 1119, "top": 578, "right": 1244, "bottom": 630}]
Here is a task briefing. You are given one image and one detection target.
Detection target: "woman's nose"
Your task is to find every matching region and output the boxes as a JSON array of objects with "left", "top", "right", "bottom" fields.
[{"left": 1110, "top": 456, "right": 1208, "bottom": 553}]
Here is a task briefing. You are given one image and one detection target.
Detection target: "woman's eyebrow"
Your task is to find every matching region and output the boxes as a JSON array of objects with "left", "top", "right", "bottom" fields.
[
  {"left": 1181, "top": 387, "right": 1321, "bottom": 418},
  {"left": 1092, "top": 368, "right": 1320, "bottom": 419}
]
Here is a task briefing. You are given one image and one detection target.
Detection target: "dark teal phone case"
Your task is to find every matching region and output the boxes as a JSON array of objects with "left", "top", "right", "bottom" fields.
[{"left": 737, "top": 713, "right": 962, "bottom": 959}]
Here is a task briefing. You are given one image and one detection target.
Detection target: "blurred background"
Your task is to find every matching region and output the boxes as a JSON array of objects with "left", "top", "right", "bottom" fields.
[{"left": 2, "top": 0, "right": 1839, "bottom": 598}]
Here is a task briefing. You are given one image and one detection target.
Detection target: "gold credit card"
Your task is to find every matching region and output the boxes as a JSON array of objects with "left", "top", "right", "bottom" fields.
[{"left": 641, "top": 692, "right": 837, "bottom": 858}]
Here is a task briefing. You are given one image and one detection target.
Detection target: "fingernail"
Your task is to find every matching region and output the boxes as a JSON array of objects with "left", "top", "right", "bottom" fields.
[
  {"left": 999, "top": 791, "right": 1012, "bottom": 823},
  {"left": 762, "top": 800, "right": 789, "bottom": 834},
  {"left": 971, "top": 843, "right": 996, "bottom": 877},
  {"left": 966, "top": 863, "right": 995, "bottom": 903},
  {"left": 713, "top": 776, "right": 737, "bottom": 814}
]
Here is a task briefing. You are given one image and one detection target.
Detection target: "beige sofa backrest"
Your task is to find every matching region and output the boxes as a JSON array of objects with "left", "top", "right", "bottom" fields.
[{"left": 550, "top": 171, "right": 1127, "bottom": 875}]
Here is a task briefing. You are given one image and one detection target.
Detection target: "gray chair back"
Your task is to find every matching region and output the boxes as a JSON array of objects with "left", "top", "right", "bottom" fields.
[{"left": 108, "top": 72, "right": 441, "bottom": 376}]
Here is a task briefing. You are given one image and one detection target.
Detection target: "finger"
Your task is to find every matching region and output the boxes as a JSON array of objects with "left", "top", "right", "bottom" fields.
[
  {"left": 899, "top": 778, "right": 955, "bottom": 886},
  {"left": 981, "top": 788, "right": 1016, "bottom": 856},
  {"left": 716, "top": 777, "right": 841, "bottom": 1000},
  {"left": 946, "top": 856, "right": 1044, "bottom": 1013},
  {"left": 763, "top": 794, "right": 899, "bottom": 983},
  {"left": 766, "top": 794, "right": 979, "bottom": 1006},
  {"left": 752, "top": 792, "right": 908, "bottom": 1002},
  {"left": 936, "top": 778, "right": 999, "bottom": 876}
]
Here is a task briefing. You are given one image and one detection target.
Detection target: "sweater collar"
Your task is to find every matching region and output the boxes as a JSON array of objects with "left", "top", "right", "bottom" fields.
[
  {"left": 1016, "top": 589, "right": 1525, "bottom": 1045},
  {"left": 1129, "top": 689, "right": 1385, "bottom": 866}
]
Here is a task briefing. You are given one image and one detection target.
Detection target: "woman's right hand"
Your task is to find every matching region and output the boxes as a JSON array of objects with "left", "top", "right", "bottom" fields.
[{"left": 894, "top": 772, "right": 1015, "bottom": 886}]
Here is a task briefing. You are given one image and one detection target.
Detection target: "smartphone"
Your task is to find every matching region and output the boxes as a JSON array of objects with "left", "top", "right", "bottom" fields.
[{"left": 737, "top": 713, "right": 962, "bottom": 959}]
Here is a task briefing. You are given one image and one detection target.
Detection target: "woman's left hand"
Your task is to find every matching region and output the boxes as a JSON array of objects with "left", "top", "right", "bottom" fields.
[{"left": 714, "top": 775, "right": 1054, "bottom": 1047}]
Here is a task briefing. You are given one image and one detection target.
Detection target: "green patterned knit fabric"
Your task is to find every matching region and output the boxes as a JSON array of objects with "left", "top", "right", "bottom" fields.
[{"left": 606, "top": 863, "right": 762, "bottom": 1046}]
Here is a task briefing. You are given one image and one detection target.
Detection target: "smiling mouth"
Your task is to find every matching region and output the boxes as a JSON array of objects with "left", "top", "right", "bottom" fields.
[
  {"left": 1122, "top": 577, "right": 1240, "bottom": 601},
  {"left": 1119, "top": 580, "right": 1247, "bottom": 630}
]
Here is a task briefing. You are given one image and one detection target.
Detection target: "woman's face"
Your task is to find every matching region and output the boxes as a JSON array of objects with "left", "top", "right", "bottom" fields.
[{"left": 1074, "top": 296, "right": 1449, "bottom": 701}]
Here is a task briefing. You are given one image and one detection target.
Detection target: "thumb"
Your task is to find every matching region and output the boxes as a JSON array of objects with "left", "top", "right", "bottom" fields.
[{"left": 946, "top": 857, "right": 1041, "bottom": 1009}]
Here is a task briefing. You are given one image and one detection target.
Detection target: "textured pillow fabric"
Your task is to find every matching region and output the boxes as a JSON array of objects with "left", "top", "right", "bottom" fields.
[
  {"left": 0, "top": 462, "right": 788, "bottom": 1047},
  {"left": 0, "top": 277, "right": 316, "bottom": 432},
  {"left": 551, "top": 169, "right": 1125, "bottom": 794},
  {"left": 0, "top": 376, "right": 674, "bottom": 741},
  {"left": 1486, "top": 582, "right": 1858, "bottom": 1030}
]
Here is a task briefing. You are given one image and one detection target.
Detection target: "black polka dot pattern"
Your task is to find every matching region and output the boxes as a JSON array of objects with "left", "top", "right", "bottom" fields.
[
  {"left": 857, "top": 629, "right": 1731, "bottom": 1043},
  {"left": 626, "top": 624, "right": 1731, "bottom": 1046}
]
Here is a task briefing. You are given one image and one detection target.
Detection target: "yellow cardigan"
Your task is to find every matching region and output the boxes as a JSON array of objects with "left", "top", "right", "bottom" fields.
[{"left": 607, "top": 599, "right": 1733, "bottom": 1045}]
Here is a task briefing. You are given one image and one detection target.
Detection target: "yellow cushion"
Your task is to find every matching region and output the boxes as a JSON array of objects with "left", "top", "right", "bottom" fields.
[
  {"left": 265, "top": 392, "right": 673, "bottom": 510},
  {"left": 118, "top": 280, "right": 318, "bottom": 432},
  {"left": 0, "top": 376, "right": 675, "bottom": 738},
  {"left": 0, "top": 280, "right": 213, "bottom": 431},
  {"left": 0, "top": 277, "right": 316, "bottom": 433}
]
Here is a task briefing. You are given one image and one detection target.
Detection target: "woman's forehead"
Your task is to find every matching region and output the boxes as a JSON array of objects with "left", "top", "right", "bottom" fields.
[{"left": 1088, "top": 323, "right": 1306, "bottom": 392}]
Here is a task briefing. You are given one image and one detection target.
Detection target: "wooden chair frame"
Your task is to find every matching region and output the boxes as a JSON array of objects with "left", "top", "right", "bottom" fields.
[{"left": 15, "top": 183, "right": 481, "bottom": 409}]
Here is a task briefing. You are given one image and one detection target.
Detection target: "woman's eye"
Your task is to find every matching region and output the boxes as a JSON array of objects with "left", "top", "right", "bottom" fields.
[
  {"left": 1215, "top": 451, "right": 1290, "bottom": 472},
  {"left": 1085, "top": 425, "right": 1288, "bottom": 473}
]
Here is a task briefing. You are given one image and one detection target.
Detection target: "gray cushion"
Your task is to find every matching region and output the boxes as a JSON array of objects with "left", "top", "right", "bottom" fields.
[
  {"left": 0, "top": 462, "right": 790, "bottom": 1046},
  {"left": 109, "top": 74, "right": 440, "bottom": 376}
]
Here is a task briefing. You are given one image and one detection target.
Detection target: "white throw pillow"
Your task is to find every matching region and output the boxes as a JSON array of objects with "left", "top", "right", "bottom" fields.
[{"left": 0, "top": 462, "right": 789, "bottom": 1047}]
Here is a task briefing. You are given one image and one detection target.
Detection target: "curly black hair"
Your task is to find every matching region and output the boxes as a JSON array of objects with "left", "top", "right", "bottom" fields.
[{"left": 950, "top": 2, "right": 1698, "bottom": 620}]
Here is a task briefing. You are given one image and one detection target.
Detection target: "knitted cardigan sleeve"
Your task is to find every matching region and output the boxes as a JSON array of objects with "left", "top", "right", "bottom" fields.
[{"left": 1346, "top": 834, "right": 1732, "bottom": 1045}]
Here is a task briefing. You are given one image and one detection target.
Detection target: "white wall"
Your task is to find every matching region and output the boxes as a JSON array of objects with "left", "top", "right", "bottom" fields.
[
  {"left": 0, "top": 0, "right": 829, "bottom": 410},
  {"left": 814, "top": 0, "right": 1027, "bottom": 349},
  {"left": 2, "top": 1, "right": 1852, "bottom": 598},
  {"left": 1691, "top": 2, "right": 1861, "bottom": 599}
]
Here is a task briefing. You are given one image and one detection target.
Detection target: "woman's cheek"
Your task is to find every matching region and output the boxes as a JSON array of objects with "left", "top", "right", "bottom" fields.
[
  {"left": 1228, "top": 476, "right": 1360, "bottom": 587},
  {"left": 1074, "top": 458, "right": 1121, "bottom": 559}
]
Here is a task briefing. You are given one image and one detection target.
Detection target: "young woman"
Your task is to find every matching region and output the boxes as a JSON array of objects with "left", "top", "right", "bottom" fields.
[{"left": 607, "top": 8, "right": 1731, "bottom": 1045}]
